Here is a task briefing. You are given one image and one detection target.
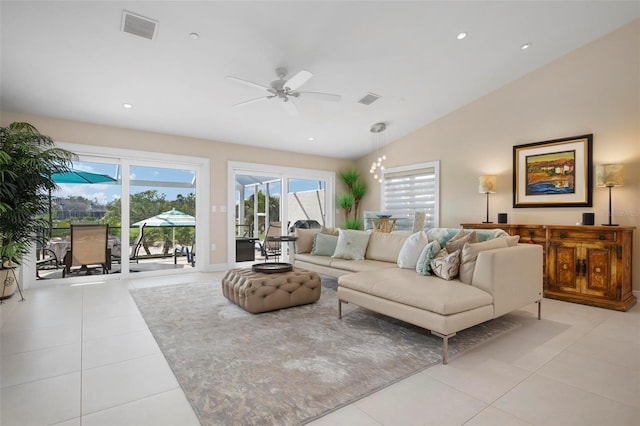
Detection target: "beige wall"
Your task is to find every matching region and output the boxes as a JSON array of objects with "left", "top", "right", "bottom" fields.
[
  {"left": 0, "top": 111, "right": 354, "bottom": 267},
  {"left": 359, "top": 19, "right": 640, "bottom": 291}
]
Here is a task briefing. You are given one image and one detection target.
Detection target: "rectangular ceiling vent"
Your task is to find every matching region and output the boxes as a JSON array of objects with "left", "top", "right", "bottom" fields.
[
  {"left": 358, "top": 92, "right": 381, "bottom": 106},
  {"left": 121, "top": 10, "right": 158, "bottom": 40}
]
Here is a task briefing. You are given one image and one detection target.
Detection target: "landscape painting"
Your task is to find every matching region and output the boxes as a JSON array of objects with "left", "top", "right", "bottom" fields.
[
  {"left": 525, "top": 150, "right": 575, "bottom": 195},
  {"left": 513, "top": 134, "right": 592, "bottom": 208}
]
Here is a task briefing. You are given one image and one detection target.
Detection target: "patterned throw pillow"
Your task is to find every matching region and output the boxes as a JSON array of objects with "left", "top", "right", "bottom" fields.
[
  {"left": 430, "top": 249, "right": 460, "bottom": 280},
  {"left": 332, "top": 229, "right": 372, "bottom": 260},
  {"left": 415, "top": 240, "right": 441, "bottom": 276},
  {"left": 311, "top": 233, "right": 339, "bottom": 256},
  {"left": 397, "top": 231, "right": 429, "bottom": 269}
]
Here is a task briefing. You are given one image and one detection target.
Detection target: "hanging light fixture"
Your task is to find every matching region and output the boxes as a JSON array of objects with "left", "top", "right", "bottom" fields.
[{"left": 369, "top": 122, "right": 387, "bottom": 183}]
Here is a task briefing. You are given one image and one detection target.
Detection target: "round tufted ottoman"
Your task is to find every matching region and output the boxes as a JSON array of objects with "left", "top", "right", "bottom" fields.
[{"left": 221, "top": 267, "right": 321, "bottom": 313}]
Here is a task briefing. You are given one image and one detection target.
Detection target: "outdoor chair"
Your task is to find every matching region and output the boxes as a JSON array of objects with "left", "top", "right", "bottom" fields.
[
  {"left": 36, "top": 245, "right": 59, "bottom": 279},
  {"left": 63, "top": 224, "right": 110, "bottom": 277},
  {"left": 258, "top": 221, "right": 283, "bottom": 261},
  {"left": 112, "top": 223, "right": 146, "bottom": 264}
]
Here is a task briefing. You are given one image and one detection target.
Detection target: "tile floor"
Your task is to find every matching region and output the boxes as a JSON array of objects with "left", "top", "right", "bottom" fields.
[{"left": 1, "top": 272, "right": 639, "bottom": 426}]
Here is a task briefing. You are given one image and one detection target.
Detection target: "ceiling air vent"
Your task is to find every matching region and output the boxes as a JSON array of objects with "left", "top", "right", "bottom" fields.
[
  {"left": 121, "top": 10, "right": 158, "bottom": 40},
  {"left": 358, "top": 92, "right": 381, "bottom": 106}
]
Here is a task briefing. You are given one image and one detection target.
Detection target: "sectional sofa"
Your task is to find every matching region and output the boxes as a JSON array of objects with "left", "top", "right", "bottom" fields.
[{"left": 291, "top": 227, "right": 543, "bottom": 363}]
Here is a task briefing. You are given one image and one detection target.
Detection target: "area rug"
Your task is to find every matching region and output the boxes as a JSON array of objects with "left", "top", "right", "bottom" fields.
[{"left": 130, "top": 277, "right": 521, "bottom": 425}]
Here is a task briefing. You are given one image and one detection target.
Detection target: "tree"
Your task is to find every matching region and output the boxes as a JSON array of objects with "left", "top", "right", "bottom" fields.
[{"left": 337, "top": 168, "right": 367, "bottom": 229}]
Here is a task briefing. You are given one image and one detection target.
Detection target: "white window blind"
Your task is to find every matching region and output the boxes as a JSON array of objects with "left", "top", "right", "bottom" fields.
[{"left": 382, "top": 161, "right": 439, "bottom": 230}]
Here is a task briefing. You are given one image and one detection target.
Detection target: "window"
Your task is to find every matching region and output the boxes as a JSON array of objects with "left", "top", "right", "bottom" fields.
[{"left": 382, "top": 161, "right": 440, "bottom": 229}]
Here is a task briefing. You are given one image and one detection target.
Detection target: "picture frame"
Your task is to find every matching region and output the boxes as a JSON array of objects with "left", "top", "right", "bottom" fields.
[{"left": 513, "top": 134, "right": 593, "bottom": 208}]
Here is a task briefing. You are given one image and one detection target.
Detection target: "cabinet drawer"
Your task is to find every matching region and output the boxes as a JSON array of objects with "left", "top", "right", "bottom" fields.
[
  {"left": 515, "top": 227, "right": 546, "bottom": 243},
  {"left": 549, "top": 229, "right": 616, "bottom": 242}
]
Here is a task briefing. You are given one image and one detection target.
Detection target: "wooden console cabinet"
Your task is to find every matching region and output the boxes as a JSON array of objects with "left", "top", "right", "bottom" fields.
[{"left": 461, "top": 223, "right": 636, "bottom": 311}]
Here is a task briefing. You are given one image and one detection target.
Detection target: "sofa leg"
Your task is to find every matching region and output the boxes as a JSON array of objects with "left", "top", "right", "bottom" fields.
[
  {"left": 338, "top": 299, "right": 342, "bottom": 319},
  {"left": 431, "top": 331, "right": 456, "bottom": 365},
  {"left": 536, "top": 299, "right": 542, "bottom": 320}
]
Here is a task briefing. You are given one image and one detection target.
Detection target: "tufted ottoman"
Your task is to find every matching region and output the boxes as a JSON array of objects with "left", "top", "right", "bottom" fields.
[{"left": 221, "top": 267, "right": 321, "bottom": 313}]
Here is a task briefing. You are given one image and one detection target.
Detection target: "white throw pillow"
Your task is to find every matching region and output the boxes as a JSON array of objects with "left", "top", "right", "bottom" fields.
[
  {"left": 332, "top": 229, "right": 371, "bottom": 260},
  {"left": 397, "top": 231, "right": 429, "bottom": 269}
]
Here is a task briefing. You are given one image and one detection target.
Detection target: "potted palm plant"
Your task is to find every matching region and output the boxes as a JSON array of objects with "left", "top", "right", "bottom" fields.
[{"left": 0, "top": 122, "right": 74, "bottom": 299}]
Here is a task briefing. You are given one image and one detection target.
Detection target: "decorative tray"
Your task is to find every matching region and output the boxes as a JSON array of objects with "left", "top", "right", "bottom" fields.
[{"left": 251, "top": 262, "right": 293, "bottom": 274}]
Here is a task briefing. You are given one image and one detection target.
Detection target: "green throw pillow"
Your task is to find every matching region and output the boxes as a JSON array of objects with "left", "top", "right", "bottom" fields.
[
  {"left": 311, "top": 232, "right": 339, "bottom": 256},
  {"left": 415, "top": 240, "right": 441, "bottom": 276}
]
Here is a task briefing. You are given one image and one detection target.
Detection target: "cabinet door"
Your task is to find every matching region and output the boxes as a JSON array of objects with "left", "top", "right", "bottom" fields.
[
  {"left": 583, "top": 243, "right": 617, "bottom": 298},
  {"left": 548, "top": 242, "right": 580, "bottom": 293}
]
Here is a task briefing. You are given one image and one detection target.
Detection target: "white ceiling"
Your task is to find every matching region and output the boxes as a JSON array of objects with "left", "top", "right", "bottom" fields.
[{"left": 2, "top": 1, "right": 638, "bottom": 160}]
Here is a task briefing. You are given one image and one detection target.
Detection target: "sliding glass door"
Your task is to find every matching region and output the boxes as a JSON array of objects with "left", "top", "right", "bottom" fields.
[{"left": 229, "top": 162, "right": 334, "bottom": 266}]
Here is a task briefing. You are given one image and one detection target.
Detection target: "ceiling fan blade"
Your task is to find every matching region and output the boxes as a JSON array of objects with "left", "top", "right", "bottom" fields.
[
  {"left": 232, "top": 96, "right": 271, "bottom": 107},
  {"left": 281, "top": 99, "right": 298, "bottom": 115},
  {"left": 297, "top": 91, "right": 341, "bottom": 102},
  {"left": 284, "top": 70, "right": 313, "bottom": 91},
  {"left": 225, "top": 76, "right": 272, "bottom": 92}
]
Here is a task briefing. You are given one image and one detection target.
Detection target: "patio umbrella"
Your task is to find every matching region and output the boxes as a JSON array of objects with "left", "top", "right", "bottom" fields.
[
  {"left": 132, "top": 208, "right": 196, "bottom": 252},
  {"left": 49, "top": 169, "right": 117, "bottom": 238}
]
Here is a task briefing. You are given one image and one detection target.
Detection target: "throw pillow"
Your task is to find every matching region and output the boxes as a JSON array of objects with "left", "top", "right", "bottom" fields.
[
  {"left": 311, "top": 232, "right": 339, "bottom": 256},
  {"left": 431, "top": 249, "right": 460, "bottom": 280},
  {"left": 294, "top": 228, "right": 318, "bottom": 254},
  {"left": 397, "top": 231, "right": 429, "bottom": 269},
  {"left": 332, "top": 229, "right": 371, "bottom": 260},
  {"left": 445, "top": 231, "right": 477, "bottom": 254},
  {"left": 499, "top": 235, "right": 521, "bottom": 247},
  {"left": 321, "top": 226, "right": 340, "bottom": 236},
  {"left": 415, "top": 240, "right": 441, "bottom": 276},
  {"left": 459, "top": 238, "right": 509, "bottom": 284}
]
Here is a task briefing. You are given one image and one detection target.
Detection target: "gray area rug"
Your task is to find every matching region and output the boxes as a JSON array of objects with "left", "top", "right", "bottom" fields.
[{"left": 130, "top": 276, "right": 520, "bottom": 425}]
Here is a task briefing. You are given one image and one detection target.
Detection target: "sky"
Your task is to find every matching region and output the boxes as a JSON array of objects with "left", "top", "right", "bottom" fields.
[{"left": 53, "top": 161, "right": 323, "bottom": 206}]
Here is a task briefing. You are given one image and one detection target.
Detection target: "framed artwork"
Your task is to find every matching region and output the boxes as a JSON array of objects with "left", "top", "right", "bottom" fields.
[{"left": 513, "top": 134, "right": 593, "bottom": 208}]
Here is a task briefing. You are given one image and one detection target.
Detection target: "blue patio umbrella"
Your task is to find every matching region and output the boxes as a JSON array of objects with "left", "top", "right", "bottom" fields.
[{"left": 48, "top": 169, "right": 117, "bottom": 237}]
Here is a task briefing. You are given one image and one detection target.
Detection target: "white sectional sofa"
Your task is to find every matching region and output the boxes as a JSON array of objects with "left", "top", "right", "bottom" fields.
[{"left": 291, "top": 227, "right": 543, "bottom": 363}]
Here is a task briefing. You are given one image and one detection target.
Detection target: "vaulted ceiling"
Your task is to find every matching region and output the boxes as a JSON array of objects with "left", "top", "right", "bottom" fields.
[{"left": 2, "top": 1, "right": 638, "bottom": 159}]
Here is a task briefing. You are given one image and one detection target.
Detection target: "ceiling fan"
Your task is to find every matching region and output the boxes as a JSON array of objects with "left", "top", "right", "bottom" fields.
[{"left": 225, "top": 67, "right": 341, "bottom": 115}]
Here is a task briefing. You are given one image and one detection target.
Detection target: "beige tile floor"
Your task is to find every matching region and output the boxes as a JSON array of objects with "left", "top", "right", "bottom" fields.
[{"left": 1, "top": 272, "right": 638, "bottom": 426}]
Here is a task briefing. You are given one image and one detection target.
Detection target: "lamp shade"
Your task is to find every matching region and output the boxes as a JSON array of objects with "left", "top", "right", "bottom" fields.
[
  {"left": 478, "top": 175, "right": 497, "bottom": 193},
  {"left": 596, "top": 164, "right": 624, "bottom": 187}
]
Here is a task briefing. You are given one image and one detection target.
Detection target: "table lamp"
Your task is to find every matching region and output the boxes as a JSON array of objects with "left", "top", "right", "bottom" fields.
[
  {"left": 478, "top": 175, "right": 497, "bottom": 224},
  {"left": 596, "top": 164, "right": 623, "bottom": 226}
]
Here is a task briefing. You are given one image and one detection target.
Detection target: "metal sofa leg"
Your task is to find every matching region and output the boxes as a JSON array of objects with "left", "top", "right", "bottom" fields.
[
  {"left": 338, "top": 299, "right": 343, "bottom": 319},
  {"left": 431, "top": 331, "right": 456, "bottom": 364},
  {"left": 536, "top": 299, "right": 542, "bottom": 320}
]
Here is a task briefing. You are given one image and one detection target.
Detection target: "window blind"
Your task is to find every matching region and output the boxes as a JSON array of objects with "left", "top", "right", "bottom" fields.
[{"left": 382, "top": 161, "right": 439, "bottom": 229}]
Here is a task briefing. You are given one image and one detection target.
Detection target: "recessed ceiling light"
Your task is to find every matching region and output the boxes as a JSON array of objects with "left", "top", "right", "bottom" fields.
[
  {"left": 123, "top": 103, "right": 133, "bottom": 109},
  {"left": 457, "top": 32, "right": 467, "bottom": 40},
  {"left": 308, "top": 137, "right": 315, "bottom": 141},
  {"left": 189, "top": 32, "right": 199, "bottom": 40},
  {"left": 521, "top": 43, "right": 531, "bottom": 50}
]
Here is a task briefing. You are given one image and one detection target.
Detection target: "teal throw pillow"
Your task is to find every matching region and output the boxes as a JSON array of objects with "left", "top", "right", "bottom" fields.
[
  {"left": 415, "top": 240, "right": 441, "bottom": 276},
  {"left": 311, "top": 232, "right": 339, "bottom": 256}
]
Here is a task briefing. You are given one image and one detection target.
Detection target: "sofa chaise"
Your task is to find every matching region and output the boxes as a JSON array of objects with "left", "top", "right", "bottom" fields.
[{"left": 291, "top": 227, "right": 543, "bottom": 363}]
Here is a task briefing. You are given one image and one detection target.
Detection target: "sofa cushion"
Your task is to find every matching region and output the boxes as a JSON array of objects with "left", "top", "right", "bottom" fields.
[
  {"left": 295, "top": 228, "right": 319, "bottom": 254},
  {"left": 500, "top": 235, "right": 521, "bottom": 247},
  {"left": 311, "top": 232, "right": 338, "bottom": 256},
  {"left": 295, "top": 253, "right": 333, "bottom": 267},
  {"left": 365, "top": 232, "right": 408, "bottom": 263},
  {"left": 330, "top": 258, "right": 398, "bottom": 272},
  {"left": 459, "top": 238, "right": 509, "bottom": 284},
  {"left": 431, "top": 249, "right": 461, "bottom": 280},
  {"left": 415, "top": 240, "right": 441, "bottom": 276},
  {"left": 397, "top": 231, "right": 429, "bottom": 269},
  {"left": 338, "top": 268, "right": 493, "bottom": 315},
  {"left": 332, "top": 229, "right": 371, "bottom": 260}
]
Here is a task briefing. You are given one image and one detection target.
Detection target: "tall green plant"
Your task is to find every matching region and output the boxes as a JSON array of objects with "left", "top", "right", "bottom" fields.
[
  {"left": 0, "top": 122, "right": 75, "bottom": 264},
  {"left": 337, "top": 168, "right": 367, "bottom": 229}
]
